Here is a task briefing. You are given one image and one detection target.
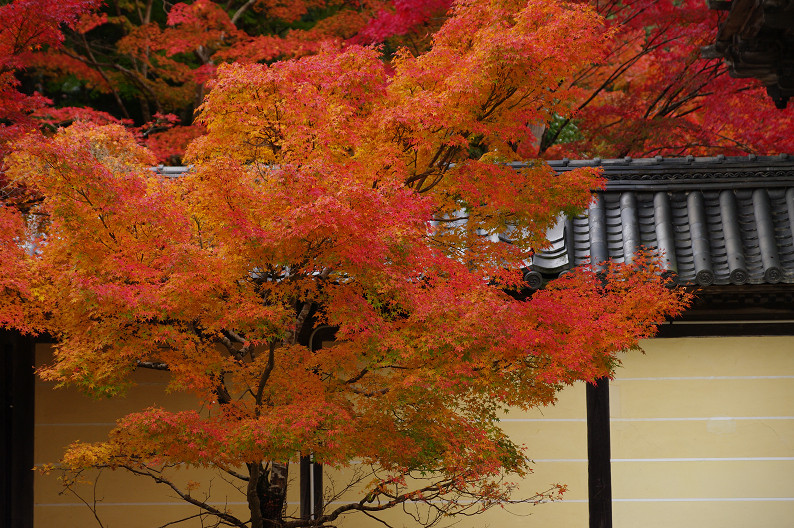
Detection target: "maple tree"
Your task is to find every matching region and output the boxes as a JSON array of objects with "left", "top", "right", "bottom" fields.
[
  {"left": 16, "top": 0, "right": 452, "bottom": 164},
  {"left": 538, "top": 0, "right": 794, "bottom": 158},
  {"left": 0, "top": 0, "right": 103, "bottom": 153},
  {"left": 1, "top": 0, "right": 690, "bottom": 526},
  {"left": 7, "top": 0, "right": 789, "bottom": 165}
]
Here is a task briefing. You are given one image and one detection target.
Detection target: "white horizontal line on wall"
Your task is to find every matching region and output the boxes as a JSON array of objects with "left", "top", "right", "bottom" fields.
[
  {"left": 546, "top": 498, "right": 794, "bottom": 503},
  {"left": 670, "top": 319, "right": 794, "bottom": 324},
  {"left": 611, "top": 416, "right": 794, "bottom": 422},
  {"left": 502, "top": 416, "right": 794, "bottom": 422},
  {"left": 500, "top": 418, "right": 586, "bottom": 422},
  {"left": 39, "top": 497, "right": 794, "bottom": 509},
  {"left": 37, "top": 502, "right": 250, "bottom": 507},
  {"left": 39, "top": 416, "right": 794, "bottom": 426},
  {"left": 612, "top": 498, "right": 794, "bottom": 502},
  {"left": 530, "top": 459, "right": 588, "bottom": 462},
  {"left": 39, "top": 457, "right": 791, "bottom": 468},
  {"left": 615, "top": 376, "right": 794, "bottom": 381},
  {"left": 38, "top": 499, "right": 490, "bottom": 507},
  {"left": 611, "top": 457, "right": 794, "bottom": 462},
  {"left": 529, "top": 457, "right": 794, "bottom": 463}
]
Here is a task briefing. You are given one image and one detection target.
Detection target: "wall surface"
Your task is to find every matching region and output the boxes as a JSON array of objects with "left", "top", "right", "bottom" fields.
[
  {"left": 34, "top": 336, "right": 794, "bottom": 527},
  {"left": 34, "top": 343, "right": 255, "bottom": 527},
  {"left": 609, "top": 336, "right": 794, "bottom": 528}
]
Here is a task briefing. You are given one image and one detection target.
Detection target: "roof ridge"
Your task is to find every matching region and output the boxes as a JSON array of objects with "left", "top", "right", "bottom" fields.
[{"left": 543, "top": 153, "right": 793, "bottom": 168}]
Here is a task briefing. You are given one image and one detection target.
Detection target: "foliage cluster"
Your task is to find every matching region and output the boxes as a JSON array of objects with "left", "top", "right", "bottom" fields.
[
  {"left": 0, "top": 1, "right": 697, "bottom": 527},
  {"left": 2, "top": 0, "right": 791, "bottom": 168}
]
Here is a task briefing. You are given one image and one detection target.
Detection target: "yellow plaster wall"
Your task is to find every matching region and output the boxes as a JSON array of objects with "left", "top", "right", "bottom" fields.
[
  {"left": 34, "top": 336, "right": 794, "bottom": 527},
  {"left": 34, "top": 343, "right": 256, "bottom": 527},
  {"left": 334, "top": 336, "right": 794, "bottom": 528},
  {"left": 609, "top": 336, "right": 794, "bottom": 528}
]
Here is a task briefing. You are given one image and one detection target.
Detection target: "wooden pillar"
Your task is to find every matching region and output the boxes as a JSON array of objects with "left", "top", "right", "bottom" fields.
[
  {"left": 298, "top": 324, "right": 335, "bottom": 520},
  {"left": 1, "top": 329, "right": 35, "bottom": 528},
  {"left": 586, "top": 377, "right": 612, "bottom": 528}
]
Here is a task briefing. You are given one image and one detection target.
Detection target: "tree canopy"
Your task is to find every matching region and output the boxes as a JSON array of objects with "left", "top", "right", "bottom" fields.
[
  {"left": 1, "top": 0, "right": 791, "bottom": 167},
  {"left": 0, "top": 1, "right": 694, "bottom": 527},
  {"left": 538, "top": 0, "right": 794, "bottom": 158}
]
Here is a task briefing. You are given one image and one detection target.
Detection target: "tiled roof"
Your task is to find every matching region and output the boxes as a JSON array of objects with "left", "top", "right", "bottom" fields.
[
  {"left": 522, "top": 155, "right": 794, "bottom": 287},
  {"left": 159, "top": 156, "right": 794, "bottom": 288}
]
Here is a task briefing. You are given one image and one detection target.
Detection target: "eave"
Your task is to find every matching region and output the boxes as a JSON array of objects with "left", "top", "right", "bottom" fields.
[
  {"left": 702, "top": 0, "right": 794, "bottom": 108},
  {"left": 525, "top": 154, "right": 794, "bottom": 324}
]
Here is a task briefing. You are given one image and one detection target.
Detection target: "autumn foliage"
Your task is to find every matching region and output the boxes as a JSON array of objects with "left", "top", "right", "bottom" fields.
[
  {"left": 0, "top": 0, "right": 457, "bottom": 166},
  {"left": 539, "top": 0, "right": 794, "bottom": 158},
  {"left": 1, "top": 0, "right": 791, "bottom": 165},
  {"left": 0, "top": 0, "right": 101, "bottom": 151},
  {"left": 0, "top": 0, "right": 692, "bottom": 527}
]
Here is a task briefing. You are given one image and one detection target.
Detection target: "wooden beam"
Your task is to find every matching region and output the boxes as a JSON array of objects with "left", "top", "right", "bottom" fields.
[
  {"left": 299, "top": 455, "right": 311, "bottom": 519},
  {"left": 586, "top": 377, "right": 612, "bottom": 528}
]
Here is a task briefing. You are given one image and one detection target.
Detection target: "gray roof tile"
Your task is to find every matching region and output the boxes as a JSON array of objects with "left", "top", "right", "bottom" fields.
[{"left": 529, "top": 155, "right": 794, "bottom": 287}]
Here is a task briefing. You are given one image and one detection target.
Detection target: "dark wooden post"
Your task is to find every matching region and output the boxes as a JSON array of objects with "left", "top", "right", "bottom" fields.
[
  {"left": 298, "top": 324, "right": 335, "bottom": 521},
  {"left": 586, "top": 377, "right": 612, "bottom": 528},
  {"left": 299, "top": 455, "right": 310, "bottom": 519},
  {"left": 1, "top": 329, "right": 35, "bottom": 528},
  {"left": 299, "top": 455, "right": 323, "bottom": 520}
]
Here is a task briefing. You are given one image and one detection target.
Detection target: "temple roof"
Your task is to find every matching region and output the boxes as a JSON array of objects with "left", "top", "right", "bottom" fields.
[
  {"left": 523, "top": 155, "right": 794, "bottom": 288},
  {"left": 159, "top": 155, "right": 794, "bottom": 289}
]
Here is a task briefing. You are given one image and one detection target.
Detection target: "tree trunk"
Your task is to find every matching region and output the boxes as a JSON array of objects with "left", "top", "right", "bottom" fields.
[
  {"left": 248, "top": 461, "right": 289, "bottom": 528},
  {"left": 140, "top": 96, "right": 152, "bottom": 126}
]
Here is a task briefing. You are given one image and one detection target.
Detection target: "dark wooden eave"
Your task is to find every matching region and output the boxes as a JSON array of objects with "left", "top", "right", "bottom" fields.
[
  {"left": 161, "top": 157, "right": 794, "bottom": 320},
  {"left": 702, "top": 0, "right": 794, "bottom": 109}
]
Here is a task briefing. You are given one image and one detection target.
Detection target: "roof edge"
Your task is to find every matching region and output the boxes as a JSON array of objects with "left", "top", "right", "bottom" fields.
[
  {"left": 162, "top": 155, "right": 794, "bottom": 190},
  {"left": 519, "top": 154, "right": 794, "bottom": 190}
]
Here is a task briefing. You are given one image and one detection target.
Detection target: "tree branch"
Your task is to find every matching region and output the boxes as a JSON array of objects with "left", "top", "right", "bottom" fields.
[
  {"left": 136, "top": 360, "right": 170, "bottom": 371},
  {"left": 120, "top": 465, "right": 247, "bottom": 528},
  {"left": 230, "top": 0, "right": 256, "bottom": 25},
  {"left": 255, "top": 341, "right": 276, "bottom": 407},
  {"left": 246, "top": 463, "right": 264, "bottom": 528}
]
